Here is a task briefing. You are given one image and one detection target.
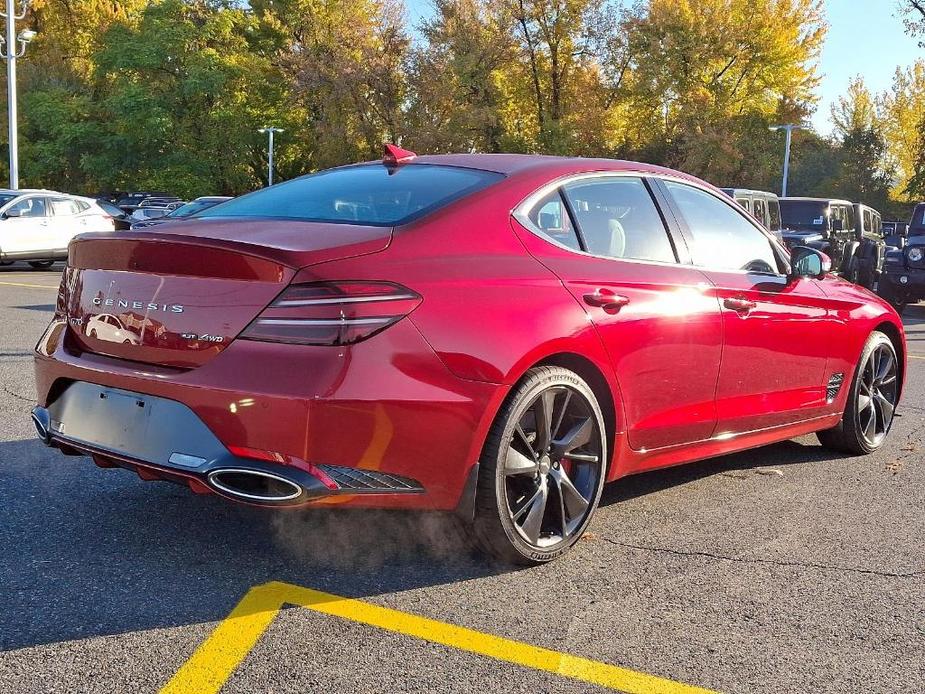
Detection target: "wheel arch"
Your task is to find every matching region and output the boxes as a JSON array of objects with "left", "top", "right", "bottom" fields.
[{"left": 874, "top": 319, "right": 906, "bottom": 399}]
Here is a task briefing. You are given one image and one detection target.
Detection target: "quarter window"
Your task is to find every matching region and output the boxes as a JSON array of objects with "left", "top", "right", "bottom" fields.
[
  {"left": 663, "top": 181, "right": 779, "bottom": 274},
  {"left": 526, "top": 190, "right": 581, "bottom": 251},
  {"left": 50, "top": 198, "right": 81, "bottom": 216},
  {"left": 561, "top": 177, "right": 676, "bottom": 263}
]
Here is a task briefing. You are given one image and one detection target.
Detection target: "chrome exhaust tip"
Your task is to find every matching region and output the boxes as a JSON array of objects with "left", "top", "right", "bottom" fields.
[
  {"left": 31, "top": 407, "right": 52, "bottom": 445},
  {"left": 207, "top": 468, "right": 304, "bottom": 503}
]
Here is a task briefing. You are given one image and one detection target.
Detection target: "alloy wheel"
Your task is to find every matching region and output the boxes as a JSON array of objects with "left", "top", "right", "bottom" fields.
[
  {"left": 857, "top": 343, "right": 898, "bottom": 447},
  {"left": 502, "top": 385, "right": 604, "bottom": 549}
]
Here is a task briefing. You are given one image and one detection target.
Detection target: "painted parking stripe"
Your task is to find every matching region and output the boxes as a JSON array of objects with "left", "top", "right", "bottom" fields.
[
  {"left": 908, "top": 354, "right": 925, "bottom": 360},
  {"left": 161, "top": 581, "right": 717, "bottom": 694},
  {"left": 0, "top": 280, "right": 58, "bottom": 289}
]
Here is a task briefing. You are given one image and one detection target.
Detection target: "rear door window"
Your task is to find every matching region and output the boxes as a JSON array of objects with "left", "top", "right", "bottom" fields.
[
  {"left": 561, "top": 177, "right": 676, "bottom": 263},
  {"left": 198, "top": 164, "right": 504, "bottom": 227}
]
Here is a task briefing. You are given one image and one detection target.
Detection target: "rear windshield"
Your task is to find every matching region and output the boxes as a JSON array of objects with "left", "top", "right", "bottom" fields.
[
  {"left": 198, "top": 164, "right": 505, "bottom": 226},
  {"left": 779, "top": 200, "right": 828, "bottom": 231}
]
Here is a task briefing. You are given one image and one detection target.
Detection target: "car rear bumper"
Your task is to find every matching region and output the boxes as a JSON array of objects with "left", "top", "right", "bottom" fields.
[{"left": 34, "top": 318, "right": 505, "bottom": 510}]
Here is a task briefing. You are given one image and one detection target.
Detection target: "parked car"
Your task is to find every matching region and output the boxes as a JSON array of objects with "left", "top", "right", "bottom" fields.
[
  {"left": 852, "top": 203, "right": 886, "bottom": 288},
  {"left": 778, "top": 197, "right": 885, "bottom": 290},
  {"left": 32, "top": 151, "right": 905, "bottom": 564},
  {"left": 0, "top": 189, "right": 116, "bottom": 268},
  {"left": 93, "top": 199, "right": 133, "bottom": 230},
  {"left": 85, "top": 314, "right": 141, "bottom": 345},
  {"left": 882, "top": 221, "right": 908, "bottom": 250},
  {"left": 129, "top": 207, "right": 171, "bottom": 222},
  {"left": 878, "top": 203, "right": 925, "bottom": 312},
  {"left": 720, "top": 188, "right": 783, "bottom": 241},
  {"left": 139, "top": 197, "right": 182, "bottom": 209},
  {"left": 130, "top": 196, "right": 232, "bottom": 230},
  {"left": 115, "top": 192, "right": 177, "bottom": 213}
]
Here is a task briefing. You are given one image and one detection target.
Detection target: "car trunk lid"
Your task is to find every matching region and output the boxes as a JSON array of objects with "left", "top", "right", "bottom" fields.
[{"left": 63, "top": 219, "right": 391, "bottom": 368}]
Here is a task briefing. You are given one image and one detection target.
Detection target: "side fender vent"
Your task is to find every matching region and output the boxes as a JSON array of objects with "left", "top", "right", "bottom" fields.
[{"left": 826, "top": 373, "right": 845, "bottom": 403}]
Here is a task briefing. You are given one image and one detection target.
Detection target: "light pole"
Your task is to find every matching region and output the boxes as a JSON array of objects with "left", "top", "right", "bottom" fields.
[
  {"left": 257, "top": 126, "right": 283, "bottom": 186},
  {"left": 0, "top": 0, "right": 34, "bottom": 189},
  {"left": 768, "top": 124, "right": 806, "bottom": 198}
]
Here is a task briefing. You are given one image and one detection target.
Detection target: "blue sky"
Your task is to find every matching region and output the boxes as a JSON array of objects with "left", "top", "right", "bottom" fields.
[
  {"left": 814, "top": 0, "right": 922, "bottom": 133},
  {"left": 402, "top": 0, "right": 924, "bottom": 136}
]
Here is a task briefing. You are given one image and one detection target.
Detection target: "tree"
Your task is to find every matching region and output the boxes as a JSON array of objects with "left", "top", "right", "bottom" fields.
[
  {"left": 822, "top": 76, "right": 892, "bottom": 208},
  {"left": 252, "top": 0, "right": 410, "bottom": 169},
  {"left": 405, "top": 0, "right": 516, "bottom": 153},
  {"left": 878, "top": 61, "right": 925, "bottom": 200},
  {"left": 618, "top": 0, "right": 825, "bottom": 177}
]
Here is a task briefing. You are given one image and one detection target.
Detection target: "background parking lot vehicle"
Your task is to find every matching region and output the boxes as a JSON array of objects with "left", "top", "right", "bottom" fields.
[
  {"left": 32, "top": 152, "right": 906, "bottom": 564},
  {"left": 720, "top": 188, "right": 783, "bottom": 242},
  {"left": 879, "top": 201, "right": 925, "bottom": 312},
  {"left": 114, "top": 191, "right": 177, "bottom": 213},
  {"left": 778, "top": 197, "right": 885, "bottom": 290},
  {"left": 129, "top": 195, "right": 232, "bottom": 230},
  {"left": 0, "top": 189, "right": 116, "bottom": 267},
  {"left": 882, "top": 221, "right": 909, "bottom": 250}
]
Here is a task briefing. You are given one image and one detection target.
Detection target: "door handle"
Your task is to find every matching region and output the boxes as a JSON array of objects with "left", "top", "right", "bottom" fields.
[
  {"left": 583, "top": 289, "right": 630, "bottom": 314},
  {"left": 723, "top": 297, "right": 756, "bottom": 312}
]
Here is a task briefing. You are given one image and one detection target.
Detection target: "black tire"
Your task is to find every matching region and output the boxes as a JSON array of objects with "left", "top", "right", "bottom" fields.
[
  {"left": 472, "top": 366, "right": 607, "bottom": 565},
  {"left": 818, "top": 331, "right": 899, "bottom": 455},
  {"left": 28, "top": 260, "right": 54, "bottom": 269}
]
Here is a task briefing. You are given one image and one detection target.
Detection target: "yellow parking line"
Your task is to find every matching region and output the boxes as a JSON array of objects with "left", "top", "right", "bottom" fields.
[
  {"left": 0, "top": 280, "right": 57, "bottom": 290},
  {"left": 161, "top": 581, "right": 716, "bottom": 694},
  {"left": 908, "top": 354, "right": 925, "bottom": 360}
]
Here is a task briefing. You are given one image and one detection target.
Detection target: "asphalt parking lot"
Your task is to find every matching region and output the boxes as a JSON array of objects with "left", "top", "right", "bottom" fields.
[{"left": 1, "top": 262, "right": 923, "bottom": 694}]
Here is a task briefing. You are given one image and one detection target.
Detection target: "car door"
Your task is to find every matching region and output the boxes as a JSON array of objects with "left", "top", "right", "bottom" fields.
[
  {"left": 512, "top": 174, "right": 723, "bottom": 451},
  {"left": 658, "top": 179, "right": 835, "bottom": 434},
  {"left": 0, "top": 196, "right": 52, "bottom": 255},
  {"left": 48, "top": 196, "right": 92, "bottom": 249}
]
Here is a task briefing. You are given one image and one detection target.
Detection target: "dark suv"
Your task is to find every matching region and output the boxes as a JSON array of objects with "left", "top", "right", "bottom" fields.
[
  {"left": 878, "top": 203, "right": 925, "bottom": 312},
  {"left": 778, "top": 197, "right": 885, "bottom": 290}
]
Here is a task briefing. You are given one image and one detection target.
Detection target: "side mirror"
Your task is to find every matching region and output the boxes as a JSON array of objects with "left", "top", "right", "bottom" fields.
[
  {"left": 789, "top": 246, "right": 831, "bottom": 281},
  {"left": 4, "top": 208, "right": 21, "bottom": 218},
  {"left": 831, "top": 218, "right": 844, "bottom": 232}
]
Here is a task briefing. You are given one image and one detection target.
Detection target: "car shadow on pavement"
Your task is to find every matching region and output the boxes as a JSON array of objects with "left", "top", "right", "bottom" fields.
[
  {"left": 0, "top": 437, "right": 507, "bottom": 652},
  {"left": 1, "top": 432, "right": 844, "bottom": 653},
  {"left": 601, "top": 438, "right": 842, "bottom": 505}
]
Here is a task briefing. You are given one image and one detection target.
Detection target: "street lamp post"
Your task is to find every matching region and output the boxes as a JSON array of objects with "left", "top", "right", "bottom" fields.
[
  {"left": 257, "top": 126, "right": 283, "bottom": 186},
  {"left": 0, "top": 0, "right": 34, "bottom": 190},
  {"left": 768, "top": 124, "right": 806, "bottom": 198}
]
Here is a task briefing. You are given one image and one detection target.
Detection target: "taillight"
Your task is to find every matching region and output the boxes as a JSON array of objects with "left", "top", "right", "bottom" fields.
[{"left": 240, "top": 281, "right": 421, "bottom": 346}]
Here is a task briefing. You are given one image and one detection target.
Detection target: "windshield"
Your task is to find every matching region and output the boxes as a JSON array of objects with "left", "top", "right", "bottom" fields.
[
  {"left": 0, "top": 194, "right": 18, "bottom": 208},
  {"left": 779, "top": 200, "right": 829, "bottom": 232},
  {"left": 197, "top": 164, "right": 505, "bottom": 226},
  {"left": 168, "top": 200, "right": 219, "bottom": 218}
]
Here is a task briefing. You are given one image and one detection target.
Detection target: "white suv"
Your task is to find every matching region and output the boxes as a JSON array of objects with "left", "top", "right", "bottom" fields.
[{"left": 0, "top": 189, "right": 116, "bottom": 268}]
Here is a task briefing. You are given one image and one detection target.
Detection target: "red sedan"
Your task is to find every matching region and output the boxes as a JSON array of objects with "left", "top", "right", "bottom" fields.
[{"left": 33, "top": 148, "right": 905, "bottom": 564}]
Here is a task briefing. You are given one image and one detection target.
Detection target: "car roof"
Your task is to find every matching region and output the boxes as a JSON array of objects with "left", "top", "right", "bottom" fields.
[
  {"left": 0, "top": 188, "right": 59, "bottom": 195},
  {"left": 779, "top": 196, "right": 854, "bottom": 205},
  {"left": 355, "top": 153, "right": 702, "bottom": 181}
]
